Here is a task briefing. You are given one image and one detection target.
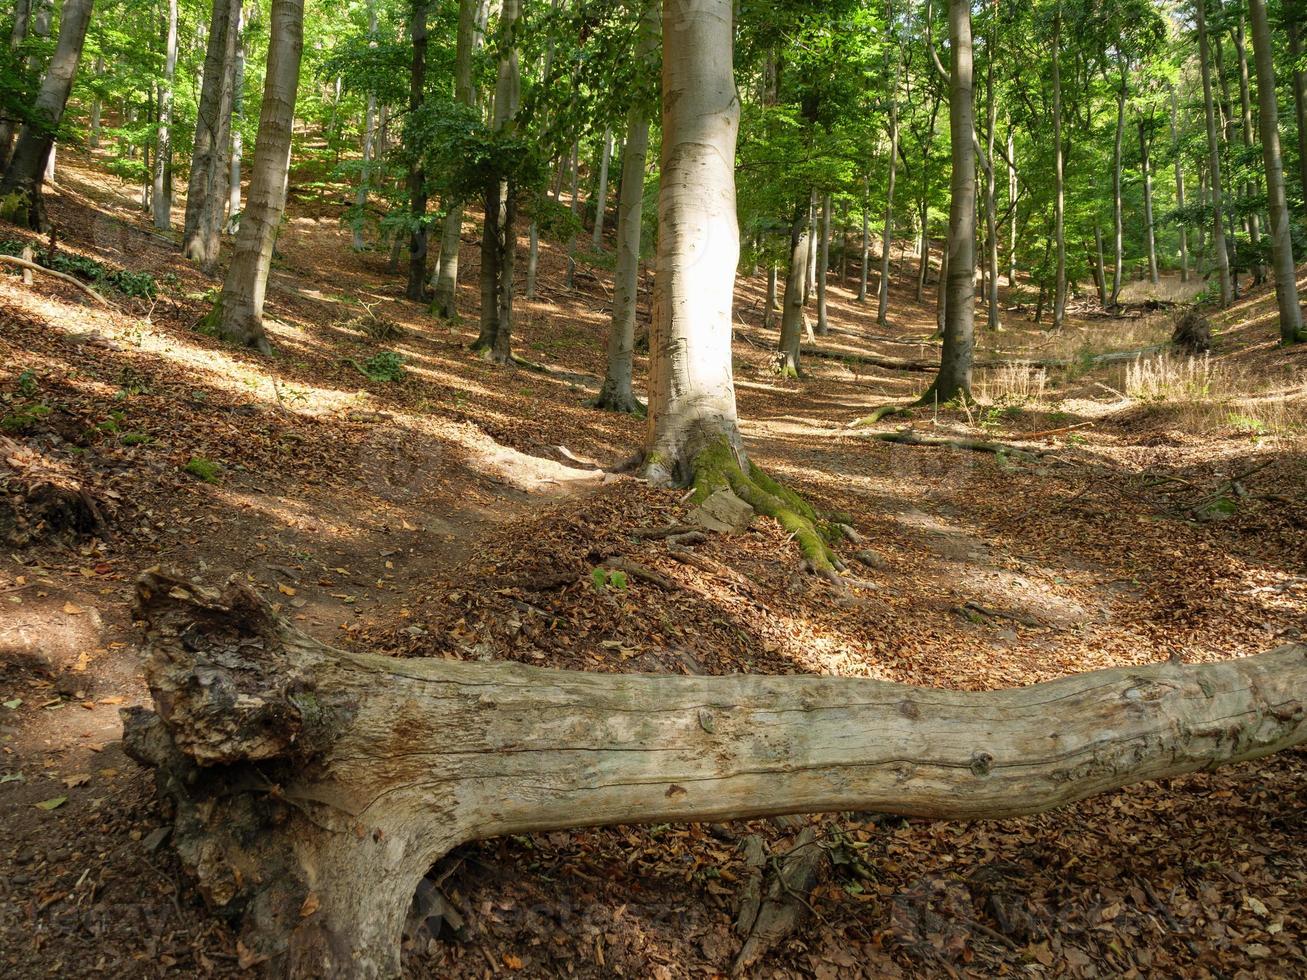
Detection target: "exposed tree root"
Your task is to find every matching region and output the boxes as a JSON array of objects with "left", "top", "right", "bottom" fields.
[
  {"left": 800, "top": 345, "right": 936, "bottom": 373},
  {"left": 589, "top": 387, "right": 647, "bottom": 415},
  {"left": 849, "top": 404, "right": 914, "bottom": 427},
  {"left": 0, "top": 254, "right": 117, "bottom": 308},
  {"left": 601, "top": 556, "right": 680, "bottom": 591},
  {"left": 863, "top": 428, "right": 1044, "bottom": 460},
  {"left": 954, "top": 600, "right": 1047, "bottom": 629},
  {"left": 733, "top": 823, "right": 832, "bottom": 975},
  {"left": 690, "top": 441, "right": 844, "bottom": 581}
]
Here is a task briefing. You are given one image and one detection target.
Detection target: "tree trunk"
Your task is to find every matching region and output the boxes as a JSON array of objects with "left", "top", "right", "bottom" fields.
[
  {"left": 0, "top": 0, "right": 33, "bottom": 172},
  {"left": 431, "top": 0, "right": 483, "bottom": 314},
  {"left": 1110, "top": 71, "right": 1126, "bottom": 307},
  {"left": 227, "top": 6, "right": 245, "bottom": 235},
  {"left": 404, "top": 0, "right": 430, "bottom": 303},
  {"left": 151, "top": 0, "right": 178, "bottom": 230},
  {"left": 878, "top": 71, "right": 900, "bottom": 326},
  {"left": 642, "top": 0, "right": 744, "bottom": 485},
  {"left": 804, "top": 192, "right": 818, "bottom": 304},
  {"left": 471, "top": 0, "right": 521, "bottom": 363},
  {"left": 1051, "top": 7, "right": 1066, "bottom": 330},
  {"left": 1288, "top": 15, "right": 1307, "bottom": 213},
  {"left": 352, "top": 0, "right": 377, "bottom": 252},
  {"left": 775, "top": 198, "right": 811, "bottom": 379},
  {"left": 1094, "top": 220, "right": 1108, "bottom": 307},
  {"left": 594, "top": 0, "right": 658, "bottom": 414},
  {"left": 1197, "top": 0, "right": 1233, "bottom": 306},
  {"left": 1233, "top": 15, "right": 1264, "bottom": 280},
  {"left": 859, "top": 180, "right": 870, "bottom": 302},
  {"left": 125, "top": 570, "right": 1307, "bottom": 979},
  {"left": 1248, "top": 0, "right": 1304, "bottom": 344},
  {"left": 88, "top": 54, "right": 103, "bottom": 149},
  {"left": 982, "top": 18, "right": 999, "bottom": 331},
  {"left": 1139, "top": 119, "right": 1159, "bottom": 285},
  {"left": 0, "top": 0, "right": 94, "bottom": 231},
  {"left": 922, "top": 0, "right": 975, "bottom": 404},
  {"left": 182, "top": 0, "right": 240, "bottom": 268},
  {"left": 592, "top": 128, "right": 613, "bottom": 249},
  {"left": 565, "top": 141, "right": 581, "bottom": 288},
  {"left": 815, "top": 191, "right": 831, "bottom": 335},
  {"left": 1006, "top": 121, "right": 1017, "bottom": 285},
  {"left": 1170, "top": 87, "right": 1190, "bottom": 282},
  {"left": 205, "top": 0, "right": 304, "bottom": 352}
]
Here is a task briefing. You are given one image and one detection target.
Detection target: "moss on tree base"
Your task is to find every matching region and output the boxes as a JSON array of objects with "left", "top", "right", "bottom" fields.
[{"left": 689, "top": 439, "right": 843, "bottom": 579}]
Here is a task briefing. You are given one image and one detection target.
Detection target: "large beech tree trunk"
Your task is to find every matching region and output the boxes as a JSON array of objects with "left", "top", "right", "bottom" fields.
[
  {"left": 183, "top": 0, "right": 241, "bottom": 268},
  {"left": 642, "top": 0, "right": 744, "bottom": 483},
  {"left": 921, "top": 0, "right": 976, "bottom": 404},
  {"left": 205, "top": 0, "right": 304, "bottom": 352},
  {"left": 1051, "top": 5, "right": 1066, "bottom": 330},
  {"left": 1170, "top": 87, "right": 1190, "bottom": 282},
  {"left": 125, "top": 570, "right": 1307, "bottom": 979},
  {"left": 151, "top": 0, "right": 178, "bottom": 230},
  {"left": 1289, "top": 14, "right": 1307, "bottom": 213},
  {"left": 775, "top": 197, "right": 812, "bottom": 379},
  {"left": 1248, "top": 0, "right": 1304, "bottom": 344},
  {"left": 403, "top": 0, "right": 430, "bottom": 303},
  {"left": 0, "top": 0, "right": 94, "bottom": 230}
]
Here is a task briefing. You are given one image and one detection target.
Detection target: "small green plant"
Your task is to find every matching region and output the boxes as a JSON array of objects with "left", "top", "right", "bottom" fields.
[
  {"left": 96, "top": 411, "right": 127, "bottom": 434},
  {"left": 16, "top": 370, "right": 37, "bottom": 398},
  {"left": 183, "top": 456, "right": 222, "bottom": 483},
  {"left": 590, "top": 568, "right": 629, "bottom": 592},
  {"left": 353, "top": 351, "right": 407, "bottom": 383},
  {"left": 0, "top": 403, "right": 51, "bottom": 433},
  {"left": 1227, "top": 413, "right": 1268, "bottom": 438},
  {"left": 121, "top": 432, "right": 152, "bottom": 446}
]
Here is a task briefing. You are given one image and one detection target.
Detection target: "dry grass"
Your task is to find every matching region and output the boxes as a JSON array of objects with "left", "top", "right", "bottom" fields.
[
  {"left": 1116, "top": 275, "right": 1206, "bottom": 305},
  {"left": 977, "top": 360, "right": 1049, "bottom": 406}
]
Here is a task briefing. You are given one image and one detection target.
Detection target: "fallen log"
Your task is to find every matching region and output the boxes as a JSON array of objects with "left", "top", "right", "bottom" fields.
[
  {"left": 123, "top": 569, "right": 1307, "bottom": 978},
  {"left": 800, "top": 345, "right": 937, "bottom": 372}
]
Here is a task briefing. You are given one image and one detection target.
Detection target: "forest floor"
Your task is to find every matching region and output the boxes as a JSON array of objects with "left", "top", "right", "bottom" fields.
[{"left": 1, "top": 149, "right": 1305, "bottom": 979}]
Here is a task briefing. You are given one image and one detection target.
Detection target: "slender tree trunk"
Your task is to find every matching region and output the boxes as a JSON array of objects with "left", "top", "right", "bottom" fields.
[
  {"left": 404, "top": 0, "right": 430, "bottom": 302},
  {"left": 815, "top": 192, "right": 831, "bottom": 335},
  {"left": 922, "top": 0, "right": 976, "bottom": 404},
  {"left": 1094, "top": 220, "right": 1108, "bottom": 307},
  {"left": 859, "top": 180, "right": 870, "bottom": 302},
  {"left": 594, "top": 0, "right": 657, "bottom": 413},
  {"left": 1006, "top": 121, "right": 1017, "bottom": 285},
  {"left": 643, "top": 0, "right": 744, "bottom": 483},
  {"left": 765, "top": 262, "right": 779, "bottom": 327},
  {"left": 1170, "top": 88, "right": 1190, "bottom": 282},
  {"left": 204, "top": 0, "right": 305, "bottom": 353},
  {"left": 878, "top": 72, "right": 900, "bottom": 326},
  {"left": 182, "top": 0, "right": 240, "bottom": 268},
  {"left": 1051, "top": 7, "right": 1066, "bottom": 330},
  {"left": 592, "top": 128, "right": 613, "bottom": 249},
  {"left": 1248, "top": 0, "right": 1304, "bottom": 343},
  {"left": 352, "top": 0, "right": 377, "bottom": 251},
  {"left": 151, "top": 0, "right": 178, "bottom": 229},
  {"left": 917, "top": 203, "right": 930, "bottom": 302},
  {"left": 0, "top": 0, "right": 94, "bottom": 231},
  {"left": 127, "top": 575, "right": 1307, "bottom": 979},
  {"left": 565, "top": 141, "right": 581, "bottom": 288},
  {"left": 433, "top": 0, "right": 484, "bottom": 314},
  {"left": 935, "top": 233, "right": 949, "bottom": 337},
  {"left": 776, "top": 199, "right": 811, "bottom": 378},
  {"left": 227, "top": 6, "right": 246, "bottom": 235},
  {"left": 1197, "top": 0, "right": 1233, "bottom": 306},
  {"left": 1139, "top": 119, "right": 1159, "bottom": 285},
  {"left": 0, "top": 0, "right": 33, "bottom": 172},
  {"left": 1288, "top": 17, "right": 1307, "bottom": 213},
  {"left": 472, "top": 0, "right": 521, "bottom": 363},
  {"left": 982, "top": 16, "right": 999, "bottom": 331},
  {"left": 1110, "top": 71, "right": 1126, "bottom": 307},
  {"left": 1233, "top": 15, "right": 1264, "bottom": 280},
  {"left": 88, "top": 54, "right": 103, "bottom": 149}
]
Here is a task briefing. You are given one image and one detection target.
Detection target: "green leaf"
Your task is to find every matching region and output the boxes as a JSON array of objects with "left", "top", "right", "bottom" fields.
[
  {"left": 0, "top": 772, "right": 23, "bottom": 784},
  {"left": 2, "top": 698, "right": 21, "bottom": 710},
  {"left": 34, "top": 795, "right": 67, "bottom": 810}
]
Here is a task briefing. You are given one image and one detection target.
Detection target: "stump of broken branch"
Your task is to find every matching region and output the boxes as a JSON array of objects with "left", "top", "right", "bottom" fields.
[{"left": 123, "top": 569, "right": 1307, "bottom": 978}]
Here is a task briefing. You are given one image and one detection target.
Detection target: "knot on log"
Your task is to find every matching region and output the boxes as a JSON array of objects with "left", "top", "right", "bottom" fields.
[{"left": 134, "top": 568, "right": 346, "bottom": 766}]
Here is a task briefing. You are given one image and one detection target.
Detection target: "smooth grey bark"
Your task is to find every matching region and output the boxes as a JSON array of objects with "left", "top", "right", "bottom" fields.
[
  {"left": 0, "top": 0, "right": 93, "bottom": 230},
  {"left": 1051, "top": 7, "right": 1066, "bottom": 329},
  {"left": 1196, "top": 0, "right": 1233, "bottom": 306},
  {"left": 879, "top": 65, "right": 900, "bottom": 326},
  {"left": 227, "top": 6, "right": 245, "bottom": 235},
  {"left": 1093, "top": 220, "right": 1108, "bottom": 306},
  {"left": 182, "top": 0, "right": 240, "bottom": 268},
  {"left": 815, "top": 191, "right": 831, "bottom": 335},
  {"left": 591, "top": 128, "right": 613, "bottom": 249},
  {"left": 471, "top": 0, "right": 521, "bottom": 364},
  {"left": 432, "top": 0, "right": 483, "bottom": 314},
  {"left": 152, "top": 0, "right": 179, "bottom": 230},
  {"left": 1006, "top": 121, "right": 1017, "bottom": 285},
  {"left": 565, "top": 141, "right": 580, "bottom": 288},
  {"left": 921, "top": 0, "right": 975, "bottom": 404},
  {"left": 803, "top": 192, "right": 818, "bottom": 303},
  {"left": 776, "top": 198, "right": 811, "bottom": 378},
  {"left": 1170, "top": 88, "right": 1190, "bottom": 282},
  {"left": 404, "top": 0, "right": 430, "bottom": 302},
  {"left": 206, "top": 0, "right": 304, "bottom": 353},
  {"left": 1248, "top": 0, "right": 1304, "bottom": 343},
  {"left": 1109, "top": 69, "right": 1126, "bottom": 307},
  {"left": 352, "top": 0, "right": 377, "bottom": 251},
  {"left": 594, "top": 0, "right": 658, "bottom": 414},
  {"left": 127, "top": 573, "right": 1307, "bottom": 979},
  {"left": 1288, "top": 16, "right": 1307, "bottom": 212},
  {"left": 88, "top": 54, "right": 103, "bottom": 148},
  {"left": 858, "top": 180, "right": 870, "bottom": 302},
  {"left": 765, "top": 262, "right": 779, "bottom": 327},
  {"left": 1233, "top": 15, "right": 1263, "bottom": 277},
  {"left": 643, "top": 0, "right": 745, "bottom": 483},
  {"left": 1139, "top": 119, "right": 1158, "bottom": 284}
]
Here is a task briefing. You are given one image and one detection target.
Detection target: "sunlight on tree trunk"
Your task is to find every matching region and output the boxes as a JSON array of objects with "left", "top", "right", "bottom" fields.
[
  {"left": 182, "top": 0, "right": 240, "bottom": 268},
  {"left": 1196, "top": 0, "right": 1232, "bottom": 306},
  {"left": 151, "top": 0, "right": 178, "bottom": 231}
]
